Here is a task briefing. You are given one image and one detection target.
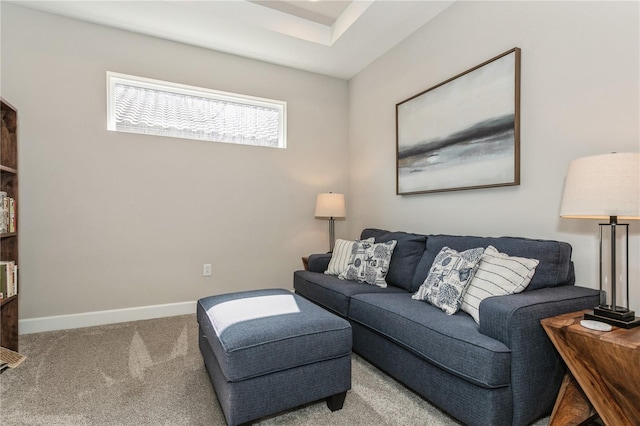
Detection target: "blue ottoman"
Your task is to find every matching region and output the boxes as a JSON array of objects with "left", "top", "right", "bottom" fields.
[{"left": 197, "top": 289, "right": 352, "bottom": 426}]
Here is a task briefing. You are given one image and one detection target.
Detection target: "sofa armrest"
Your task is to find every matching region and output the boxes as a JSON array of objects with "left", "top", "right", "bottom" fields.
[
  {"left": 479, "top": 285, "right": 601, "bottom": 346},
  {"left": 307, "top": 253, "right": 332, "bottom": 273},
  {"left": 478, "top": 285, "right": 601, "bottom": 425}
]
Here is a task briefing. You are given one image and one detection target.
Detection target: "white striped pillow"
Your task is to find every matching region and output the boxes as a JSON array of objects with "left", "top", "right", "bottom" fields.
[
  {"left": 324, "top": 238, "right": 374, "bottom": 276},
  {"left": 461, "top": 245, "right": 539, "bottom": 324}
]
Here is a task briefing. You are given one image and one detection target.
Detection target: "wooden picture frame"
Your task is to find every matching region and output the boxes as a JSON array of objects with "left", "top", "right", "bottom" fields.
[{"left": 396, "top": 48, "right": 521, "bottom": 195}]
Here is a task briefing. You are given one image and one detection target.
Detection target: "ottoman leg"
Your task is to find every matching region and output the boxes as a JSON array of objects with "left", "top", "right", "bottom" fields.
[{"left": 326, "top": 391, "right": 347, "bottom": 412}]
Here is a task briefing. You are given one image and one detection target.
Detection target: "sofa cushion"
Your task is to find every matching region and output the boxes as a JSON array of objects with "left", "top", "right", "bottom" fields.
[
  {"left": 412, "top": 246, "right": 484, "bottom": 315},
  {"left": 339, "top": 239, "right": 397, "bottom": 287},
  {"left": 360, "top": 228, "right": 427, "bottom": 292},
  {"left": 293, "top": 270, "right": 405, "bottom": 317},
  {"left": 461, "top": 245, "right": 539, "bottom": 323},
  {"left": 325, "top": 238, "right": 375, "bottom": 276},
  {"left": 412, "top": 235, "right": 574, "bottom": 292},
  {"left": 348, "top": 292, "right": 511, "bottom": 388}
]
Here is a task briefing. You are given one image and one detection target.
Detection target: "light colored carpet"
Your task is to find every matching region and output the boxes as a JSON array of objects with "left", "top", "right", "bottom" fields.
[{"left": 0, "top": 314, "right": 549, "bottom": 425}]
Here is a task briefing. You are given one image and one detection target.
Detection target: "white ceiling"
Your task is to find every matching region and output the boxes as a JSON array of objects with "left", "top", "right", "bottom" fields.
[{"left": 10, "top": 0, "right": 455, "bottom": 80}]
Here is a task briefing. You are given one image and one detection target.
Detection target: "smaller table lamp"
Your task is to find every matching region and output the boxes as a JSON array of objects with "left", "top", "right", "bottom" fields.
[
  {"left": 560, "top": 152, "right": 640, "bottom": 328},
  {"left": 315, "top": 193, "right": 346, "bottom": 253}
]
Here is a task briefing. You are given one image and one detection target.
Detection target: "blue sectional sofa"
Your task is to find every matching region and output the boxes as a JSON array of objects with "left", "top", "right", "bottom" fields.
[{"left": 293, "top": 228, "right": 601, "bottom": 426}]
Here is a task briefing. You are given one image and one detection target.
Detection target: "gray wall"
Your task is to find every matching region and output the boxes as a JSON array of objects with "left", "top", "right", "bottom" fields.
[
  {"left": 2, "top": 1, "right": 639, "bottom": 320},
  {"left": 348, "top": 1, "right": 640, "bottom": 311},
  {"left": 1, "top": 4, "right": 348, "bottom": 319}
]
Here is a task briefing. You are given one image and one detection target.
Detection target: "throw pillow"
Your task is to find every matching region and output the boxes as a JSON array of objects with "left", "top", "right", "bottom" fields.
[
  {"left": 325, "top": 238, "right": 375, "bottom": 276},
  {"left": 338, "top": 239, "right": 397, "bottom": 287},
  {"left": 461, "top": 245, "right": 539, "bottom": 324},
  {"left": 412, "top": 246, "right": 484, "bottom": 315}
]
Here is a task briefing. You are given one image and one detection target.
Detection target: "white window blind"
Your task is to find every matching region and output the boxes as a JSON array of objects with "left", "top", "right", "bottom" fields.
[{"left": 107, "top": 72, "right": 286, "bottom": 148}]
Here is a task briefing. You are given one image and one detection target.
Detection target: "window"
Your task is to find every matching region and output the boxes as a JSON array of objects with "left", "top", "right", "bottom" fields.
[{"left": 107, "top": 72, "right": 287, "bottom": 148}]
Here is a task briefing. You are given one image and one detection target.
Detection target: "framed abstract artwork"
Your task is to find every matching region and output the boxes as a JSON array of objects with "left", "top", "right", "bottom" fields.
[{"left": 396, "top": 48, "right": 521, "bottom": 195}]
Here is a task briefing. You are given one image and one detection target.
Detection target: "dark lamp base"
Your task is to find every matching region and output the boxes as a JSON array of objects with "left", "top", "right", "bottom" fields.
[
  {"left": 593, "top": 306, "right": 635, "bottom": 321},
  {"left": 584, "top": 311, "right": 640, "bottom": 329}
]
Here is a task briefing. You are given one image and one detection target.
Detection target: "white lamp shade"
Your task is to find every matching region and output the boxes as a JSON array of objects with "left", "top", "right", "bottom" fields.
[
  {"left": 560, "top": 152, "right": 640, "bottom": 220},
  {"left": 315, "top": 193, "right": 346, "bottom": 218}
]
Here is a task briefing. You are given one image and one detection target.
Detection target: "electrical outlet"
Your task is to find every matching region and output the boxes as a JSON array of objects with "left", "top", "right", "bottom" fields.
[{"left": 203, "top": 264, "right": 212, "bottom": 277}]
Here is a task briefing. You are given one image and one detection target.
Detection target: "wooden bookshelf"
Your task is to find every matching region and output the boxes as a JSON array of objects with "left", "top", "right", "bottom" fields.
[{"left": 1, "top": 98, "right": 19, "bottom": 351}]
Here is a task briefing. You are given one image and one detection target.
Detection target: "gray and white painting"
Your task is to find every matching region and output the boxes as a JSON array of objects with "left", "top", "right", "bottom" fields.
[{"left": 397, "top": 50, "right": 519, "bottom": 194}]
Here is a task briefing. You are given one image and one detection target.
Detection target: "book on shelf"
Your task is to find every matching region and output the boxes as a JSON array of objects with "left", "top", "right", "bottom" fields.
[
  {"left": 0, "top": 192, "right": 16, "bottom": 234},
  {"left": 0, "top": 191, "right": 6, "bottom": 233},
  {"left": 0, "top": 261, "right": 18, "bottom": 300},
  {"left": 9, "top": 197, "right": 15, "bottom": 233}
]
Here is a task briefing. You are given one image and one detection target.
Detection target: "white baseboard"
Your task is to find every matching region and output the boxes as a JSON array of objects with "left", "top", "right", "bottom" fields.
[{"left": 19, "top": 300, "right": 197, "bottom": 335}]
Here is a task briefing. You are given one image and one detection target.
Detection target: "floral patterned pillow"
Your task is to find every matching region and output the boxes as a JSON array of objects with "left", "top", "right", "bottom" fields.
[
  {"left": 338, "top": 239, "right": 397, "bottom": 287},
  {"left": 412, "top": 246, "right": 484, "bottom": 315}
]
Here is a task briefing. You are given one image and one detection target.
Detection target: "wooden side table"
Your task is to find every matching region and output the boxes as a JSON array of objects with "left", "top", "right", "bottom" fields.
[{"left": 541, "top": 310, "right": 640, "bottom": 426}]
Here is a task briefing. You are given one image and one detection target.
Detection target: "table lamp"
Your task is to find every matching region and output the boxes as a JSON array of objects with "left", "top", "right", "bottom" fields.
[
  {"left": 560, "top": 152, "right": 640, "bottom": 328},
  {"left": 315, "top": 193, "right": 346, "bottom": 253}
]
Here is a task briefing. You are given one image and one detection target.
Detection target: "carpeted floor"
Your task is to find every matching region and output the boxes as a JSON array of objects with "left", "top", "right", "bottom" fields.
[{"left": 0, "top": 315, "right": 549, "bottom": 425}]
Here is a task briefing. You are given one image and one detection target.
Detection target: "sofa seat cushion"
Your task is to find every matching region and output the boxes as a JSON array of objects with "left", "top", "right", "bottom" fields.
[
  {"left": 294, "top": 270, "right": 406, "bottom": 317},
  {"left": 348, "top": 293, "right": 511, "bottom": 388},
  {"left": 412, "top": 235, "right": 574, "bottom": 292},
  {"left": 197, "top": 288, "right": 352, "bottom": 382}
]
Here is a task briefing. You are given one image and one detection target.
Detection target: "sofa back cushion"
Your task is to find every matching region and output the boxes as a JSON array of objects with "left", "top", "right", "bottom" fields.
[
  {"left": 360, "top": 228, "right": 427, "bottom": 292},
  {"left": 411, "top": 234, "right": 575, "bottom": 292}
]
